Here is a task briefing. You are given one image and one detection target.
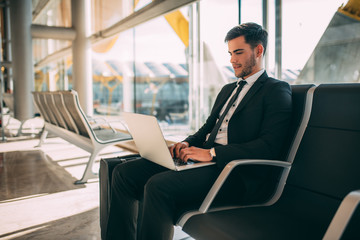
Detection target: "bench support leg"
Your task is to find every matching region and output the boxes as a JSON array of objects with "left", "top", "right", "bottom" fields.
[
  {"left": 16, "top": 121, "right": 25, "bottom": 137},
  {"left": 74, "top": 150, "right": 99, "bottom": 184},
  {"left": 36, "top": 129, "right": 48, "bottom": 147}
]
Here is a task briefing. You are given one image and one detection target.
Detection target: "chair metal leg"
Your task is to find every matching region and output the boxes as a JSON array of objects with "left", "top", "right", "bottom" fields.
[
  {"left": 74, "top": 150, "right": 99, "bottom": 184},
  {"left": 36, "top": 129, "right": 48, "bottom": 147},
  {"left": 16, "top": 121, "right": 25, "bottom": 137}
]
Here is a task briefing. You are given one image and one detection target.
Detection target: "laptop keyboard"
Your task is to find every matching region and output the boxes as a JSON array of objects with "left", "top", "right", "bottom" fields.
[{"left": 173, "top": 158, "right": 196, "bottom": 166}]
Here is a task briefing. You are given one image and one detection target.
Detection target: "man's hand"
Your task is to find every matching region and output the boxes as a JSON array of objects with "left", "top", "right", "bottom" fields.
[
  {"left": 178, "top": 146, "right": 213, "bottom": 163},
  {"left": 168, "top": 142, "right": 189, "bottom": 158}
]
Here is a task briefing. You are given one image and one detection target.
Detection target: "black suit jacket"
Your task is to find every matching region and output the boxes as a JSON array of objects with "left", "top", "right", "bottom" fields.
[{"left": 184, "top": 72, "right": 292, "bottom": 170}]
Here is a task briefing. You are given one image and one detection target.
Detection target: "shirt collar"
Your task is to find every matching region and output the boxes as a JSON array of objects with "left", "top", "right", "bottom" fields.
[{"left": 236, "top": 68, "right": 265, "bottom": 86}]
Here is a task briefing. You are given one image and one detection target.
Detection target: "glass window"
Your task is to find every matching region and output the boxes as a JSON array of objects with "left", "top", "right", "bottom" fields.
[
  {"left": 91, "top": 6, "right": 190, "bottom": 130},
  {"left": 134, "top": 0, "right": 152, "bottom": 11},
  {"left": 281, "top": 0, "right": 345, "bottom": 84},
  {"left": 282, "top": 0, "right": 344, "bottom": 72},
  {"left": 92, "top": 29, "right": 134, "bottom": 115},
  {"left": 240, "top": 0, "right": 346, "bottom": 84},
  {"left": 199, "top": 0, "right": 238, "bottom": 124},
  {"left": 133, "top": 14, "right": 189, "bottom": 126},
  {"left": 34, "top": 57, "right": 71, "bottom": 92},
  {"left": 286, "top": 0, "right": 354, "bottom": 84},
  {"left": 33, "top": 39, "right": 71, "bottom": 63},
  {"left": 241, "top": 0, "right": 263, "bottom": 24},
  {"left": 32, "top": 0, "right": 71, "bottom": 27},
  {"left": 33, "top": 0, "right": 353, "bottom": 134},
  {"left": 91, "top": 0, "right": 134, "bottom": 34}
]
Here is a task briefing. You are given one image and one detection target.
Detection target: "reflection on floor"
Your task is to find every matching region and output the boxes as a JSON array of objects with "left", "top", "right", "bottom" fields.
[{"left": 0, "top": 137, "right": 193, "bottom": 240}]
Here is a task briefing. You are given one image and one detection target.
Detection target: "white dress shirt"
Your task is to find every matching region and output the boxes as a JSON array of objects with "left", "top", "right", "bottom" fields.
[{"left": 211, "top": 69, "right": 265, "bottom": 145}]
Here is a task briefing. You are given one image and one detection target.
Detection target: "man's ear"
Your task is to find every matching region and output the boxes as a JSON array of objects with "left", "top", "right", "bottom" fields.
[{"left": 256, "top": 44, "right": 264, "bottom": 57}]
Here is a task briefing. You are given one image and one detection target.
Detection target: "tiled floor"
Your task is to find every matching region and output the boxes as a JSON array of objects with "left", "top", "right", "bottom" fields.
[{"left": 0, "top": 135, "right": 193, "bottom": 240}]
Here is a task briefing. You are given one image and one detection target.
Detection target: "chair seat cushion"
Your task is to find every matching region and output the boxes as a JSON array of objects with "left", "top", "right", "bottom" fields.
[
  {"left": 93, "top": 128, "right": 132, "bottom": 142},
  {"left": 183, "top": 205, "right": 323, "bottom": 240},
  {"left": 183, "top": 186, "right": 342, "bottom": 240}
]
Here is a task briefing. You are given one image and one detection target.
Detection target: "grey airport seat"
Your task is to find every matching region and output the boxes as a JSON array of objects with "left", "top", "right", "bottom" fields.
[
  {"left": 176, "top": 84, "right": 314, "bottom": 228},
  {"left": 179, "top": 84, "right": 360, "bottom": 240}
]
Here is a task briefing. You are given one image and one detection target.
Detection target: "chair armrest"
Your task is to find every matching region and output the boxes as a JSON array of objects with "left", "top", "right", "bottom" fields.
[
  {"left": 177, "top": 159, "right": 291, "bottom": 227},
  {"left": 87, "top": 116, "right": 129, "bottom": 133},
  {"left": 199, "top": 159, "right": 291, "bottom": 213},
  {"left": 323, "top": 189, "right": 360, "bottom": 240}
]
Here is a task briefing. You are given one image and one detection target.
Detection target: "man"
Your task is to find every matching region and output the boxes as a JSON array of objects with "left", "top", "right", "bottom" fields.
[{"left": 106, "top": 22, "right": 292, "bottom": 240}]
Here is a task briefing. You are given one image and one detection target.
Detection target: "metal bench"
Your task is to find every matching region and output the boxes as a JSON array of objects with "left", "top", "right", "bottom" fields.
[{"left": 32, "top": 90, "right": 132, "bottom": 184}]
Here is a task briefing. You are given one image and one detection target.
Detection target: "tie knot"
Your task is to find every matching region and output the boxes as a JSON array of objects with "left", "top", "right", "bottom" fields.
[{"left": 237, "top": 80, "right": 247, "bottom": 87}]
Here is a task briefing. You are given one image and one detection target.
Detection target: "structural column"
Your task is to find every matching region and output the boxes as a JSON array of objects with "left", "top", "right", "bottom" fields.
[
  {"left": 9, "top": 0, "right": 34, "bottom": 121},
  {"left": 71, "top": 0, "right": 93, "bottom": 115},
  {"left": 263, "top": 0, "right": 269, "bottom": 71},
  {"left": 275, "top": 0, "right": 282, "bottom": 79}
]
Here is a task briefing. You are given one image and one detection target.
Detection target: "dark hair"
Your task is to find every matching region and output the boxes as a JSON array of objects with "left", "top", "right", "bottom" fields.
[{"left": 224, "top": 22, "right": 268, "bottom": 55}]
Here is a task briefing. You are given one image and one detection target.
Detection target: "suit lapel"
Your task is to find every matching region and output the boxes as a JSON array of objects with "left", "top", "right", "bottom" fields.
[
  {"left": 233, "top": 72, "right": 268, "bottom": 115},
  {"left": 212, "top": 82, "right": 237, "bottom": 116}
]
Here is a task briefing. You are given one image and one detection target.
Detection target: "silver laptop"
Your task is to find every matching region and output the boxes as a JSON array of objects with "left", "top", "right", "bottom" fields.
[{"left": 123, "top": 112, "right": 215, "bottom": 171}]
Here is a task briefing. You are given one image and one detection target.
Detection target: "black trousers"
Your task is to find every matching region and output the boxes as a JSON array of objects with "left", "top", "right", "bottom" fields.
[{"left": 105, "top": 158, "right": 226, "bottom": 240}]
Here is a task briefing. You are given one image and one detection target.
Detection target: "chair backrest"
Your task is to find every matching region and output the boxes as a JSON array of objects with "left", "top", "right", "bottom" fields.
[
  {"left": 289, "top": 83, "right": 360, "bottom": 198},
  {"left": 45, "top": 92, "right": 68, "bottom": 129},
  {"left": 3, "top": 93, "right": 14, "bottom": 112},
  {"left": 32, "top": 92, "right": 51, "bottom": 123},
  {"left": 280, "top": 84, "right": 315, "bottom": 162},
  {"left": 61, "top": 90, "right": 90, "bottom": 138},
  {"left": 261, "top": 84, "right": 315, "bottom": 205},
  {"left": 53, "top": 92, "right": 79, "bottom": 134},
  {"left": 280, "top": 83, "right": 360, "bottom": 236},
  {"left": 38, "top": 92, "right": 59, "bottom": 126}
]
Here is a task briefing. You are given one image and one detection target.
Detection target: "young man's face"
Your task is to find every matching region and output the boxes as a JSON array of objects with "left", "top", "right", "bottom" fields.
[{"left": 228, "top": 36, "right": 262, "bottom": 79}]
